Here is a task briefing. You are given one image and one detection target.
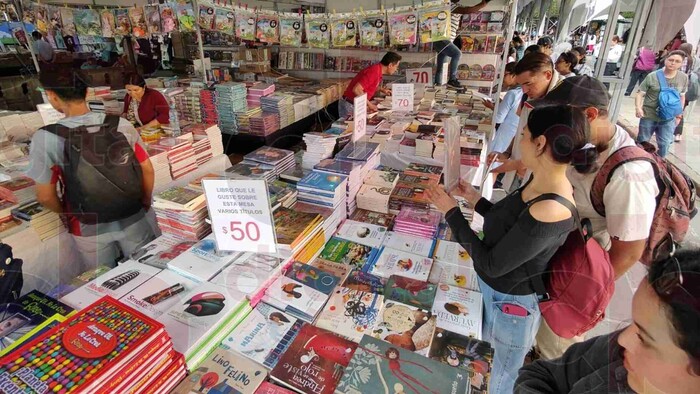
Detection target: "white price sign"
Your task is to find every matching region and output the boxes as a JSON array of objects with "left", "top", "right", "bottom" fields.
[
  {"left": 203, "top": 179, "right": 277, "bottom": 253},
  {"left": 440, "top": 62, "right": 449, "bottom": 85},
  {"left": 406, "top": 67, "right": 432, "bottom": 84},
  {"left": 353, "top": 93, "right": 367, "bottom": 142},
  {"left": 392, "top": 83, "right": 414, "bottom": 112},
  {"left": 443, "top": 116, "right": 461, "bottom": 192}
]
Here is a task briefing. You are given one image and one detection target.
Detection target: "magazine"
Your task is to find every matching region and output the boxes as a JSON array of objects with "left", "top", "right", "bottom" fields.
[
  {"left": 59, "top": 8, "right": 75, "bottom": 36},
  {"left": 160, "top": 4, "right": 178, "bottom": 33},
  {"left": 360, "top": 15, "right": 385, "bottom": 47},
  {"left": 331, "top": 16, "right": 356, "bottom": 47},
  {"left": 214, "top": 7, "right": 234, "bottom": 35},
  {"left": 256, "top": 13, "right": 279, "bottom": 43},
  {"left": 279, "top": 14, "right": 302, "bottom": 46},
  {"left": 418, "top": 7, "right": 450, "bottom": 43},
  {"left": 198, "top": 4, "right": 215, "bottom": 30},
  {"left": 73, "top": 8, "right": 100, "bottom": 36},
  {"left": 128, "top": 6, "right": 148, "bottom": 38},
  {"left": 388, "top": 11, "right": 417, "bottom": 45},
  {"left": 235, "top": 9, "right": 256, "bottom": 41},
  {"left": 305, "top": 16, "right": 330, "bottom": 48},
  {"left": 114, "top": 8, "right": 131, "bottom": 36},
  {"left": 145, "top": 5, "right": 161, "bottom": 34},
  {"left": 100, "top": 9, "right": 115, "bottom": 37},
  {"left": 176, "top": 1, "right": 196, "bottom": 32}
]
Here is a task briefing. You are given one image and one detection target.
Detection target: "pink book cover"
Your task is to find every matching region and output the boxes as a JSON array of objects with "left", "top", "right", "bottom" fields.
[
  {"left": 396, "top": 207, "right": 441, "bottom": 228},
  {"left": 255, "top": 381, "right": 296, "bottom": 394}
]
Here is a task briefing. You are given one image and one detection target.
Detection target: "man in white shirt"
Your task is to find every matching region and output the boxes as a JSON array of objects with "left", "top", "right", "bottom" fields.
[
  {"left": 604, "top": 35, "right": 623, "bottom": 77},
  {"left": 31, "top": 31, "right": 54, "bottom": 63},
  {"left": 531, "top": 76, "right": 659, "bottom": 359}
]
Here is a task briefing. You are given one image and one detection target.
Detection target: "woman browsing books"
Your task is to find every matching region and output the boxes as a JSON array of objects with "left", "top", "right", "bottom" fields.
[
  {"left": 427, "top": 105, "right": 596, "bottom": 394},
  {"left": 122, "top": 72, "right": 170, "bottom": 132}
]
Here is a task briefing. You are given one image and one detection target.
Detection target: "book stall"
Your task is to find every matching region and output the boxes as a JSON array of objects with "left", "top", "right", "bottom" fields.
[{"left": 0, "top": 0, "right": 521, "bottom": 393}]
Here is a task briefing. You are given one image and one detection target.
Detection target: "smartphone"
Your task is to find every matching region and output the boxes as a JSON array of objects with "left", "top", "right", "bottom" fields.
[{"left": 500, "top": 303, "right": 529, "bottom": 317}]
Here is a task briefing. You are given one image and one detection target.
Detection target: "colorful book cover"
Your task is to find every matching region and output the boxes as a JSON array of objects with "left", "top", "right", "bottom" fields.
[
  {"left": 131, "top": 236, "right": 197, "bottom": 270},
  {"left": 265, "top": 276, "right": 328, "bottom": 321},
  {"left": 418, "top": 8, "right": 450, "bottom": 43},
  {"left": 279, "top": 15, "right": 302, "bottom": 47},
  {"left": 255, "top": 381, "right": 296, "bottom": 393},
  {"left": 370, "top": 247, "right": 434, "bottom": 282},
  {"left": 0, "top": 296, "right": 165, "bottom": 394},
  {"left": 359, "top": 15, "right": 385, "bottom": 47},
  {"left": 331, "top": 17, "right": 356, "bottom": 47},
  {"left": 273, "top": 208, "right": 321, "bottom": 247},
  {"left": 59, "top": 8, "right": 76, "bottom": 36},
  {"left": 114, "top": 8, "right": 132, "bottom": 36},
  {"left": 319, "top": 236, "right": 379, "bottom": 271},
  {"left": 284, "top": 262, "right": 339, "bottom": 295},
  {"left": 121, "top": 269, "right": 199, "bottom": 319},
  {"left": 388, "top": 11, "right": 417, "bottom": 45},
  {"left": 382, "top": 231, "right": 436, "bottom": 257},
  {"left": 167, "top": 235, "right": 241, "bottom": 282},
  {"left": 305, "top": 19, "right": 330, "bottom": 49},
  {"left": 172, "top": 346, "right": 266, "bottom": 394},
  {"left": 214, "top": 7, "right": 234, "bottom": 35},
  {"left": 160, "top": 4, "right": 178, "bottom": 33},
  {"left": 0, "top": 313, "right": 66, "bottom": 357},
  {"left": 128, "top": 6, "right": 148, "bottom": 37},
  {"left": 428, "top": 327, "right": 494, "bottom": 394},
  {"left": 269, "top": 324, "right": 357, "bottom": 394},
  {"left": 314, "top": 159, "right": 359, "bottom": 176},
  {"left": 235, "top": 11, "right": 256, "bottom": 41},
  {"left": 384, "top": 275, "right": 437, "bottom": 310},
  {"left": 397, "top": 172, "right": 440, "bottom": 188},
  {"left": 244, "top": 147, "right": 292, "bottom": 166},
  {"left": 343, "top": 270, "right": 386, "bottom": 294},
  {"left": 350, "top": 209, "right": 395, "bottom": 228},
  {"left": 145, "top": 5, "right": 161, "bottom": 34},
  {"left": 73, "top": 8, "right": 101, "bottom": 36},
  {"left": 61, "top": 260, "right": 162, "bottom": 310},
  {"left": 337, "top": 335, "right": 470, "bottom": 394},
  {"left": 198, "top": 4, "right": 215, "bottom": 30},
  {"left": 485, "top": 34, "right": 497, "bottom": 53},
  {"left": 370, "top": 300, "right": 435, "bottom": 354},
  {"left": 315, "top": 287, "right": 383, "bottom": 342},
  {"left": 396, "top": 207, "right": 441, "bottom": 229},
  {"left": 298, "top": 171, "right": 347, "bottom": 193},
  {"left": 100, "top": 10, "right": 115, "bottom": 37},
  {"left": 335, "top": 220, "right": 387, "bottom": 249},
  {"left": 405, "top": 162, "right": 443, "bottom": 176},
  {"left": 176, "top": 2, "right": 196, "bottom": 33},
  {"left": 256, "top": 13, "right": 279, "bottom": 43},
  {"left": 308, "top": 259, "right": 353, "bottom": 282},
  {"left": 432, "top": 284, "right": 483, "bottom": 339},
  {"left": 222, "top": 303, "right": 301, "bottom": 369}
]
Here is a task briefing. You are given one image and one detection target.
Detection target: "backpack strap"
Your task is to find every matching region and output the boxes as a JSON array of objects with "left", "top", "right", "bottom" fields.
[
  {"left": 656, "top": 69, "right": 668, "bottom": 89},
  {"left": 43, "top": 115, "right": 122, "bottom": 139},
  {"left": 589, "top": 145, "right": 663, "bottom": 217},
  {"left": 42, "top": 122, "right": 72, "bottom": 139}
]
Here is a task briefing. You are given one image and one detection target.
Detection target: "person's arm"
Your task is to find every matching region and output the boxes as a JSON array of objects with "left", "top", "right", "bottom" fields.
[
  {"left": 635, "top": 74, "right": 650, "bottom": 118},
  {"left": 122, "top": 96, "right": 130, "bottom": 118},
  {"left": 515, "top": 331, "right": 624, "bottom": 394},
  {"left": 609, "top": 239, "right": 646, "bottom": 279},
  {"left": 140, "top": 158, "right": 154, "bottom": 209},
  {"left": 453, "top": 0, "right": 490, "bottom": 15},
  {"left": 35, "top": 183, "right": 62, "bottom": 213}
]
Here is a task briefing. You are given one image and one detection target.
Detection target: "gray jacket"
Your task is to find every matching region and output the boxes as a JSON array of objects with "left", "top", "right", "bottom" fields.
[{"left": 515, "top": 330, "right": 635, "bottom": 393}]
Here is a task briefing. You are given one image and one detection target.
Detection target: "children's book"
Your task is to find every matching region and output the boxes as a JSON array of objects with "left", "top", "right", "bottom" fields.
[
  {"left": 432, "top": 284, "right": 483, "bottom": 339},
  {"left": 145, "top": 5, "right": 161, "bottom": 34},
  {"left": 279, "top": 14, "right": 302, "bottom": 47},
  {"left": 236, "top": 10, "right": 256, "bottom": 41},
  {"left": 308, "top": 259, "right": 353, "bottom": 283},
  {"left": 428, "top": 327, "right": 494, "bottom": 394},
  {"left": 160, "top": 4, "right": 178, "bottom": 33},
  {"left": 305, "top": 17, "right": 331, "bottom": 49},
  {"left": 176, "top": 2, "right": 196, "bottom": 32},
  {"left": 342, "top": 270, "right": 386, "bottom": 294},
  {"left": 383, "top": 275, "right": 437, "bottom": 310},
  {"left": 370, "top": 300, "right": 435, "bottom": 354},
  {"left": 270, "top": 324, "right": 357, "bottom": 394},
  {"left": 359, "top": 15, "right": 385, "bottom": 47},
  {"left": 335, "top": 220, "right": 387, "bottom": 249},
  {"left": 215, "top": 7, "right": 234, "bottom": 35},
  {"left": 370, "top": 247, "right": 434, "bottom": 281},
  {"left": 100, "top": 9, "right": 115, "bottom": 37},
  {"left": 315, "top": 287, "right": 383, "bottom": 342},
  {"left": 167, "top": 235, "right": 241, "bottom": 282},
  {"left": 388, "top": 11, "right": 417, "bottom": 45},
  {"left": 256, "top": 13, "right": 279, "bottom": 43},
  {"left": 263, "top": 276, "right": 329, "bottom": 322},
  {"left": 284, "top": 262, "right": 340, "bottom": 295},
  {"left": 382, "top": 231, "right": 436, "bottom": 257},
  {"left": 128, "top": 6, "right": 148, "bottom": 37},
  {"left": 319, "top": 236, "right": 380, "bottom": 271},
  {"left": 418, "top": 7, "right": 450, "bottom": 43},
  {"left": 222, "top": 303, "right": 302, "bottom": 369},
  {"left": 331, "top": 17, "right": 356, "bottom": 47},
  {"left": 337, "top": 335, "right": 470, "bottom": 394},
  {"left": 198, "top": 4, "right": 215, "bottom": 30}
]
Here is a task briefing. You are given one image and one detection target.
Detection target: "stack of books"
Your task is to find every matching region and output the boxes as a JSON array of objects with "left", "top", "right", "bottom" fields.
[
  {"left": 399, "top": 135, "right": 417, "bottom": 155},
  {"left": 249, "top": 112, "right": 280, "bottom": 136},
  {"left": 215, "top": 82, "right": 247, "bottom": 134},
  {"left": 225, "top": 161, "right": 276, "bottom": 182},
  {"left": 234, "top": 106, "right": 263, "bottom": 134},
  {"left": 244, "top": 146, "right": 296, "bottom": 177},
  {"left": 152, "top": 185, "right": 210, "bottom": 240},
  {"left": 191, "top": 135, "right": 212, "bottom": 167},
  {"left": 11, "top": 200, "right": 64, "bottom": 240},
  {"left": 356, "top": 183, "right": 392, "bottom": 214},
  {"left": 369, "top": 246, "right": 435, "bottom": 281},
  {"left": 262, "top": 268, "right": 335, "bottom": 323},
  {"left": 273, "top": 207, "right": 324, "bottom": 256},
  {"left": 302, "top": 133, "right": 338, "bottom": 169},
  {"left": 0, "top": 296, "right": 187, "bottom": 393},
  {"left": 297, "top": 170, "right": 347, "bottom": 210},
  {"left": 151, "top": 136, "right": 198, "bottom": 180},
  {"left": 268, "top": 179, "right": 298, "bottom": 211},
  {"left": 199, "top": 88, "right": 218, "bottom": 125},
  {"left": 0, "top": 141, "right": 25, "bottom": 162},
  {"left": 159, "top": 87, "right": 185, "bottom": 135},
  {"left": 174, "top": 85, "right": 203, "bottom": 124},
  {"left": 188, "top": 123, "right": 225, "bottom": 157},
  {"left": 0, "top": 176, "right": 35, "bottom": 205},
  {"left": 394, "top": 207, "right": 442, "bottom": 238},
  {"left": 247, "top": 83, "right": 275, "bottom": 107},
  {"left": 167, "top": 235, "right": 242, "bottom": 282},
  {"left": 314, "top": 158, "right": 362, "bottom": 217},
  {"left": 212, "top": 252, "right": 287, "bottom": 304},
  {"left": 146, "top": 145, "right": 173, "bottom": 189},
  {"left": 261, "top": 93, "right": 294, "bottom": 128}
]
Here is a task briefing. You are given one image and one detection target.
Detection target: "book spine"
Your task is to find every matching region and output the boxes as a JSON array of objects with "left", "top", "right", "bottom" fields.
[
  {"left": 142, "top": 353, "right": 186, "bottom": 394},
  {"left": 125, "top": 349, "right": 174, "bottom": 393}
]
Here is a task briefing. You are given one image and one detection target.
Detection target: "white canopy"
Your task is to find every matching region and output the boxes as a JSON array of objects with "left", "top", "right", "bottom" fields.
[{"left": 684, "top": 0, "right": 700, "bottom": 48}]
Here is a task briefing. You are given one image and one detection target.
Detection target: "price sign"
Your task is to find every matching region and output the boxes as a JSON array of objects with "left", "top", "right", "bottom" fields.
[
  {"left": 202, "top": 179, "right": 277, "bottom": 253},
  {"left": 392, "top": 83, "right": 414, "bottom": 112},
  {"left": 406, "top": 67, "right": 432, "bottom": 84},
  {"left": 443, "top": 116, "right": 461, "bottom": 192},
  {"left": 440, "top": 62, "right": 449, "bottom": 85},
  {"left": 353, "top": 93, "right": 367, "bottom": 142}
]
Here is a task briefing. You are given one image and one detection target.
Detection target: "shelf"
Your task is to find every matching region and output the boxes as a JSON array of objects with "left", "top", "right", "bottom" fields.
[
  {"left": 188, "top": 45, "right": 242, "bottom": 51},
  {"left": 279, "top": 69, "right": 358, "bottom": 73},
  {"left": 210, "top": 61, "right": 236, "bottom": 67},
  {"left": 458, "top": 80, "right": 496, "bottom": 86}
]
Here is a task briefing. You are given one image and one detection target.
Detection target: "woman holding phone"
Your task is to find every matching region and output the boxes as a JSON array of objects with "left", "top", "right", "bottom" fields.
[{"left": 427, "top": 105, "right": 597, "bottom": 394}]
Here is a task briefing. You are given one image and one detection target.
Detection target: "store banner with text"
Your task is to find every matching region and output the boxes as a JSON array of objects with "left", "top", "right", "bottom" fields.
[
  {"left": 392, "top": 83, "right": 414, "bottom": 112},
  {"left": 202, "top": 179, "right": 277, "bottom": 253}
]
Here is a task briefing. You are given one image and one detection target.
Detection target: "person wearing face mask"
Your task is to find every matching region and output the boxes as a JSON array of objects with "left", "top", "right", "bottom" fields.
[
  {"left": 339, "top": 52, "right": 402, "bottom": 119},
  {"left": 427, "top": 105, "right": 594, "bottom": 394},
  {"left": 122, "top": 72, "right": 170, "bottom": 131},
  {"left": 516, "top": 248, "right": 700, "bottom": 394}
]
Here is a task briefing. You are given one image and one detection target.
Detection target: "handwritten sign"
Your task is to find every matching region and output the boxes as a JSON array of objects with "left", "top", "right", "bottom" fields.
[
  {"left": 406, "top": 67, "right": 432, "bottom": 84},
  {"left": 392, "top": 83, "right": 414, "bottom": 112},
  {"left": 203, "top": 179, "right": 277, "bottom": 253},
  {"left": 353, "top": 93, "right": 367, "bottom": 142}
]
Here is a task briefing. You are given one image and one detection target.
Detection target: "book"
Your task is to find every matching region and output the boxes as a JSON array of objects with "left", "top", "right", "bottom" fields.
[
  {"left": 172, "top": 346, "right": 267, "bottom": 394},
  {"left": 154, "top": 186, "right": 206, "bottom": 211},
  {"left": 222, "top": 303, "right": 302, "bottom": 369},
  {"left": 167, "top": 235, "right": 241, "bottom": 283},
  {"left": 405, "top": 162, "right": 443, "bottom": 176},
  {"left": 129, "top": 236, "right": 197, "bottom": 270},
  {"left": 384, "top": 275, "right": 437, "bottom": 310},
  {"left": 318, "top": 236, "right": 380, "bottom": 272},
  {"left": 334, "top": 220, "right": 387, "bottom": 249},
  {"left": 269, "top": 324, "right": 357, "bottom": 394},
  {"left": 121, "top": 269, "right": 199, "bottom": 319},
  {"left": 382, "top": 231, "right": 437, "bottom": 257},
  {"left": 432, "top": 284, "right": 483, "bottom": 339},
  {"left": 336, "top": 335, "right": 470, "bottom": 394},
  {"left": 315, "top": 287, "right": 384, "bottom": 342},
  {"left": 0, "top": 313, "right": 67, "bottom": 357},
  {"left": 255, "top": 381, "right": 296, "bottom": 393},
  {"left": 263, "top": 276, "right": 329, "bottom": 322},
  {"left": 349, "top": 209, "right": 395, "bottom": 228},
  {"left": 0, "top": 296, "right": 166, "bottom": 394},
  {"left": 308, "top": 259, "right": 353, "bottom": 283},
  {"left": 60, "top": 261, "right": 162, "bottom": 310},
  {"left": 370, "top": 300, "right": 435, "bottom": 354},
  {"left": 364, "top": 170, "right": 399, "bottom": 189},
  {"left": 273, "top": 207, "right": 323, "bottom": 250},
  {"left": 342, "top": 270, "right": 386, "bottom": 294},
  {"left": 370, "top": 247, "right": 434, "bottom": 281},
  {"left": 284, "top": 261, "right": 340, "bottom": 295},
  {"left": 428, "top": 327, "right": 494, "bottom": 394}
]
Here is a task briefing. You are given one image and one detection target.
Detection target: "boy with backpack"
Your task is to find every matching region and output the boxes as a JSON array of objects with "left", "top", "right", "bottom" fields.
[
  {"left": 635, "top": 50, "right": 689, "bottom": 157},
  {"left": 26, "top": 68, "right": 156, "bottom": 269}
]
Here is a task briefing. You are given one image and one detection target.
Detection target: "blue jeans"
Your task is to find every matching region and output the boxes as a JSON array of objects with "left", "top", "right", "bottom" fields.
[
  {"left": 433, "top": 40, "right": 461, "bottom": 84},
  {"left": 478, "top": 276, "right": 541, "bottom": 394},
  {"left": 338, "top": 98, "right": 354, "bottom": 119},
  {"left": 625, "top": 69, "right": 650, "bottom": 95},
  {"left": 638, "top": 117, "right": 676, "bottom": 157}
]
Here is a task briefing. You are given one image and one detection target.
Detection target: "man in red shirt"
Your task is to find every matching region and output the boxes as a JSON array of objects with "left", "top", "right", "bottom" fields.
[{"left": 339, "top": 52, "right": 402, "bottom": 118}]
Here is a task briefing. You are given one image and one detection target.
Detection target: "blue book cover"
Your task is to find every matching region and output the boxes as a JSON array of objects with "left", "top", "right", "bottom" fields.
[
  {"left": 342, "top": 270, "right": 386, "bottom": 294},
  {"left": 324, "top": 126, "right": 346, "bottom": 135},
  {"left": 284, "top": 262, "right": 340, "bottom": 295},
  {"left": 297, "top": 171, "right": 347, "bottom": 192},
  {"left": 336, "top": 142, "right": 380, "bottom": 161},
  {"left": 314, "top": 159, "right": 359, "bottom": 175}
]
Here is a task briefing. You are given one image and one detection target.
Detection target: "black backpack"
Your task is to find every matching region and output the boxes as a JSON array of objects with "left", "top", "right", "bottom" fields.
[
  {"left": 0, "top": 243, "right": 22, "bottom": 303},
  {"left": 44, "top": 115, "right": 144, "bottom": 224}
]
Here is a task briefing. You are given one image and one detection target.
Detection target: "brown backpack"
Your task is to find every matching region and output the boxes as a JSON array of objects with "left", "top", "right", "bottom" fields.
[{"left": 590, "top": 142, "right": 697, "bottom": 265}]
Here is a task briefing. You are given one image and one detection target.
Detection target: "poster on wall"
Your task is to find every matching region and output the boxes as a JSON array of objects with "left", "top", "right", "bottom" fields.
[
  {"left": 256, "top": 13, "right": 279, "bottom": 43},
  {"left": 160, "top": 4, "right": 178, "bottom": 33},
  {"left": 214, "top": 7, "right": 233, "bottom": 35},
  {"left": 145, "top": 5, "right": 161, "bottom": 35},
  {"left": 100, "top": 9, "right": 115, "bottom": 37},
  {"left": 73, "top": 9, "right": 100, "bottom": 36},
  {"left": 360, "top": 14, "right": 385, "bottom": 47},
  {"left": 0, "top": 3, "right": 19, "bottom": 22},
  {"left": 388, "top": 11, "right": 417, "bottom": 45},
  {"left": 305, "top": 16, "right": 330, "bottom": 49},
  {"left": 128, "top": 6, "right": 148, "bottom": 38},
  {"left": 279, "top": 14, "right": 302, "bottom": 47}
]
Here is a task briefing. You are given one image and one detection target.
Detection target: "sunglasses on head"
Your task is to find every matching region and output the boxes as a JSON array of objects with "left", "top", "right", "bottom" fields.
[{"left": 654, "top": 237, "right": 700, "bottom": 313}]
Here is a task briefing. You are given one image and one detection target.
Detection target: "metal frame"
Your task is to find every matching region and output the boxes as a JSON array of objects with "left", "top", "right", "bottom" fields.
[{"left": 490, "top": 0, "right": 518, "bottom": 132}]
